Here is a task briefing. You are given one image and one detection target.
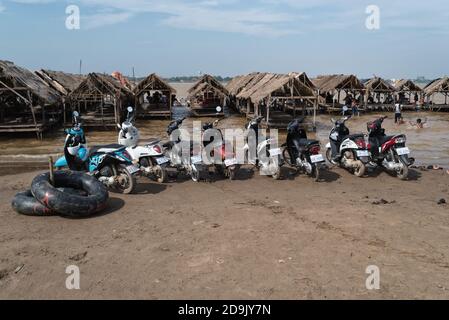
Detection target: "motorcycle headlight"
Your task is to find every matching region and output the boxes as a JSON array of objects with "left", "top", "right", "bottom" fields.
[{"left": 395, "top": 137, "right": 406, "bottom": 144}]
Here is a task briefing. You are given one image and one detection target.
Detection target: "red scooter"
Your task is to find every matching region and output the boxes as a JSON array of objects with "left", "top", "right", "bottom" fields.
[{"left": 367, "top": 116, "right": 415, "bottom": 180}]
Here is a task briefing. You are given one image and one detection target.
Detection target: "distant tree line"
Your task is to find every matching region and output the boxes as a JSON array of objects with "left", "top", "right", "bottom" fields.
[{"left": 133, "top": 75, "right": 233, "bottom": 83}]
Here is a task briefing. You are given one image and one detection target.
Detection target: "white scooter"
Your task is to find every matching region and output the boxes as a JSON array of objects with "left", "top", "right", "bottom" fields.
[
  {"left": 243, "top": 116, "right": 283, "bottom": 180},
  {"left": 325, "top": 116, "right": 370, "bottom": 177},
  {"left": 117, "top": 107, "right": 169, "bottom": 183}
]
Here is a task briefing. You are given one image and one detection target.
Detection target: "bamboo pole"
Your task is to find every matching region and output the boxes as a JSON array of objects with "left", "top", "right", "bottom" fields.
[{"left": 49, "top": 156, "right": 54, "bottom": 186}]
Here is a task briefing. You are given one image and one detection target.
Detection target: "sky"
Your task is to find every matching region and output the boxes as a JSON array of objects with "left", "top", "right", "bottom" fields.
[{"left": 0, "top": 0, "right": 448, "bottom": 79}]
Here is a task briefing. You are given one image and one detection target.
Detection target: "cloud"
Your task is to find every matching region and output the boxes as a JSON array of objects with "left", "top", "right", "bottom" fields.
[
  {"left": 6, "top": 0, "right": 449, "bottom": 36},
  {"left": 0, "top": 2, "right": 5, "bottom": 12}
]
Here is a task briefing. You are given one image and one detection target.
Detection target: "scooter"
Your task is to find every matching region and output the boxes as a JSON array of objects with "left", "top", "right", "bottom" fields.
[
  {"left": 163, "top": 117, "right": 206, "bottom": 182},
  {"left": 117, "top": 107, "right": 169, "bottom": 183},
  {"left": 367, "top": 116, "right": 414, "bottom": 180},
  {"left": 325, "top": 116, "right": 369, "bottom": 177},
  {"left": 202, "top": 114, "right": 240, "bottom": 180},
  {"left": 55, "top": 111, "right": 139, "bottom": 194},
  {"left": 243, "top": 116, "right": 283, "bottom": 180},
  {"left": 282, "top": 117, "right": 325, "bottom": 182}
]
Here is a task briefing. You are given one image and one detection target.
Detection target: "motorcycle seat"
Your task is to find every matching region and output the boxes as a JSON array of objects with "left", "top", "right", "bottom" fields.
[
  {"left": 89, "top": 144, "right": 126, "bottom": 156},
  {"left": 369, "top": 135, "right": 395, "bottom": 147},
  {"left": 343, "top": 134, "right": 364, "bottom": 141},
  {"left": 144, "top": 138, "right": 161, "bottom": 146},
  {"left": 298, "top": 139, "right": 320, "bottom": 147}
]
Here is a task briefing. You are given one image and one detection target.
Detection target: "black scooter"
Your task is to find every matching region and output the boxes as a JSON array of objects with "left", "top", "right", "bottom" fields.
[{"left": 282, "top": 117, "right": 325, "bottom": 182}]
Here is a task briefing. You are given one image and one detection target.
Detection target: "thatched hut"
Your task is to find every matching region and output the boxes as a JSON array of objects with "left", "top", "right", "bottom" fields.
[
  {"left": 36, "top": 70, "right": 85, "bottom": 96},
  {"left": 133, "top": 74, "right": 176, "bottom": 119},
  {"left": 68, "top": 73, "right": 134, "bottom": 128},
  {"left": 0, "top": 60, "right": 62, "bottom": 138},
  {"left": 230, "top": 72, "right": 317, "bottom": 128},
  {"left": 423, "top": 77, "right": 449, "bottom": 110},
  {"left": 36, "top": 70, "right": 86, "bottom": 123},
  {"left": 187, "top": 74, "right": 229, "bottom": 117},
  {"left": 393, "top": 79, "right": 423, "bottom": 109},
  {"left": 312, "top": 74, "right": 364, "bottom": 112},
  {"left": 363, "top": 77, "right": 396, "bottom": 110},
  {"left": 226, "top": 72, "right": 262, "bottom": 113}
]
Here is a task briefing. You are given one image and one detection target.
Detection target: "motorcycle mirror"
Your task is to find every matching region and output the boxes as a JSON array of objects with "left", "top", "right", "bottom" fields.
[
  {"left": 72, "top": 111, "right": 79, "bottom": 118},
  {"left": 127, "top": 106, "right": 134, "bottom": 113},
  {"left": 216, "top": 106, "right": 222, "bottom": 113}
]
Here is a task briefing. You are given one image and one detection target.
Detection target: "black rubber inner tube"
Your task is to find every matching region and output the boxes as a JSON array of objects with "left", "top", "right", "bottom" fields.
[
  {"left": 12, "top": 190, "right": 55, "bottom": 217},
  {"left": 31, "top": 171, "right": 109, "bottom": 217}
]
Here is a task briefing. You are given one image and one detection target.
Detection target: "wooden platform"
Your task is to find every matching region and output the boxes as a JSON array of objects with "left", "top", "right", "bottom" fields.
[{"left": 189, "top": 106, "right": 224, "bottom": 117}]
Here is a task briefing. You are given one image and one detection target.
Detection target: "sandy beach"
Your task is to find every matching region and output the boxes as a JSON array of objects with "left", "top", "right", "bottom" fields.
[{"left": 0, "top": 165, "right": 448, "bottom": 299}]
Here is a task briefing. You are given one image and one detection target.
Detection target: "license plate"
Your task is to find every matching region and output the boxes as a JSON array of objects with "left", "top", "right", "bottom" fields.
[
  {"left": 357, "top": 150, "right": 369, "bottom": 157},
  {"left": 224, "top": 158, "right": 238, "bottom": 167},
  {"left": 191, "top": 155, "right": 202, "bottom": 164},
  {"left": 126, "top": 165, "right": 140, "bottom": 175},
  {"left": 269, "top": 148, "right": 282, "bottom": 157},
  {"left": 310, "top": 154, "right": 325, "bottom": 163},
  {"left": 396, "top": 147, "right": 410, "bottom": 156},
  {"left": 156, "top": 157, "right": 169, "bottom": 165}
]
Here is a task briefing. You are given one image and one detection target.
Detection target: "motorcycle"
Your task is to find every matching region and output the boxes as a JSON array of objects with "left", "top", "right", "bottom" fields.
[
  {"left": 325, "top": 116, "right": 369, "bottom": 177},
  {"left": 366, "top": 116, "right": 415, "bottom": 180},
  {"left": 282, "top": 117, "right": 325, "bottom": 182},
  {"left": 201, "top": 116, "right": 240, "bottom": 180},
  {"left": 163, "top": 117, "right": 206, "bottom": 182},
  {"left": 117, "top": 107, "right": 169, "bottom": 183},
  {"left": 243, "top": 116, "right": 283, "bottom": 180},
  {"left": 55, "top": 111, "right": 139, "bottom": 194}
]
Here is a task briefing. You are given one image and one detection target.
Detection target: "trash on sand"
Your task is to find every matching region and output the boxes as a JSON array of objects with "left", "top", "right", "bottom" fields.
[
  {"left": 14, "top": 264, "right": 25, "bottom": 274},
  {"left": 437, "top": 199, "right": 446, "bottom": 205}
]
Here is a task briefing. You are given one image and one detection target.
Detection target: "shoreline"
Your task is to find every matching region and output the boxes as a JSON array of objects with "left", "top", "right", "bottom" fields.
[{"left": 0, "top": 168, "right": 448, "bottom": 299}]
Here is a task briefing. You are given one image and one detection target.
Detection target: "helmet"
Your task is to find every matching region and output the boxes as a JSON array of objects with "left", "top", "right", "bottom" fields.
[
  {"left": 66, "top": 136, "right": 81, "bottom": 156},
  {"left": 67, "top": 144, "right": 80, "bottom": 156}
]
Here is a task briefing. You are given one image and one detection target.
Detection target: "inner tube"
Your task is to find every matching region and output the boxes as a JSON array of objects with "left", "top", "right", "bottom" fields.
[
  {"left": 12, "top": 190, "right": 54, "bottom": 216},
  {"left": 31, "top": 171, "right": 109, "bottom": 217}
]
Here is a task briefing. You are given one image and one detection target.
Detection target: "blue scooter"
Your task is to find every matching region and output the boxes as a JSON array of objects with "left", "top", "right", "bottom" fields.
[{"left": 55, "top": 111, "right": 140, "bottom": 194}]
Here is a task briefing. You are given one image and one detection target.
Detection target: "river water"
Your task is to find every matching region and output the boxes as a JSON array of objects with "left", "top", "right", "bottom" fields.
[{"left": 0, "top": 107, "right": 448, "bottom": 176}]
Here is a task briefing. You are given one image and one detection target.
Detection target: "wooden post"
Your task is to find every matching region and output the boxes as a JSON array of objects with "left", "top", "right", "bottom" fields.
[
  {"left": 63, "top": 97, "right": 67, "bottom": 125},
  {"left": 169, "top": 91, "right": 173, "bottom": 120},
  {"left": 313, "top": 90, "right": 318, "bottom": 130},
  {"left": 49, "top": 156, "right": 54, "bottom": 186},
  {"left": 27, "top": 90, "right": 40, "bottom": 140},
  {"left": 266, "top": 95, "right": 271, "bottom": 127}
]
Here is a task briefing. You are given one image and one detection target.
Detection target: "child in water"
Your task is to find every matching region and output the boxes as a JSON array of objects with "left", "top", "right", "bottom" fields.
[{"left": 409, "top": 118, "right": 428, "bottom": 129}]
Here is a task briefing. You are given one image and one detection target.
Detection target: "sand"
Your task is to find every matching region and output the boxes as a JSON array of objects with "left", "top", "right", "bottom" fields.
[{"left": 0, "top": 166, "right": 448, "bottom": 299}]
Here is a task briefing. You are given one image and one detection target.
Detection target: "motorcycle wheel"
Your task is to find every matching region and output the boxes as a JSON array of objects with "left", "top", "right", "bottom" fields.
[
  {"left": 353, "top": 162, "right": 366, "bottom": 177},
  {"left": 282, "top": 148, "right": 294, "bottom": 166},
  {"left": 190, "top": 164, "right": 200, "bottom": 182},
  {"left": 272, "top": 168, "right": 282, "bottom": 180},
  {"left": 154, "top": 165, "right": 167, "bottom": 183},
  {"left": 326, "top": 148, "right": 337, "bottom": 166},
  {"left": 396, "top": 158, "right": 409, "bottom": 180},
  {"left": 226, "top": 164, "right": 240, "bottom": 181},
  {"left": 311, "top": 164, "right": 320, "bottom": 182},
  {"left": 115, "top": 165, "right": 136, "bottom": 194}
]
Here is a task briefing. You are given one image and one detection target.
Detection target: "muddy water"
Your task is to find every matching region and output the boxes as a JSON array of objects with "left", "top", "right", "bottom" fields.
[{"left": 0, "top": 108, "right": 448, "bottom": 176}]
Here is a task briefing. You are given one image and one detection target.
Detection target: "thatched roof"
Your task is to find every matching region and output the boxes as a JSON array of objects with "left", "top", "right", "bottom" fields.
[
  {"left": 424, "top": 77, "right": 449, "bottom": 94},
  {"left": 187, "top": 74, "right": 228, "bottom": 98},
  {"left": 394, "top": 79, "right": 422, "bottom": 92},
  {"left": 70, "top": 73, "right": 134, "bottom": 98},
  {"left": 134, "top": 73, "right": 176, "bottom": 96},
  {"left": 0, "top": 60, "right": 60, "bottom": 104},
  {"left": 226, "top": 72, "right": 261, "bottom": 96},
  {"left": 36, "top": 69, "right": 86, "bottom": 96},
  {"left": 230, "top": 72, "right": 315, "bottom": 105},
  {"left": 312, "top": 74, "right": 364, "bottom": 92},
  {"left": 363, "top": 77, "right": 396, "bottom": 92}
]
